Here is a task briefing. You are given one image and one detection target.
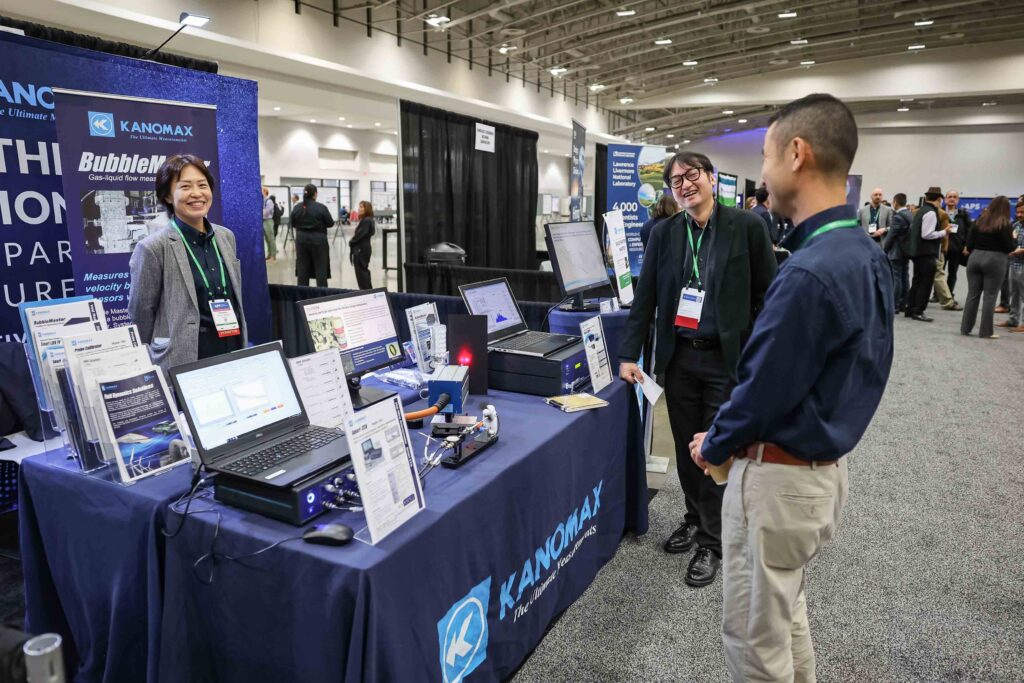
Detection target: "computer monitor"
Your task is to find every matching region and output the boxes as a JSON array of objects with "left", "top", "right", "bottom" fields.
[
  {"left": 544, "top": 221, "right": 612, "bottom": 312},
  {"left": 296, "top": 288, "right": 404, "bottom": 408}
]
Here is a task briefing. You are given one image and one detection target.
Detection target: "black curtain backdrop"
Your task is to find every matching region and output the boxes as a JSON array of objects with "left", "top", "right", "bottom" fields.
[
  {"left": 594, "top": 143, "right": 608, "bottom": 235},
  {"left": 0, "top": 15, "right": 219, "bottom": 72},
  {"left": 401, "top": 100, "right": 538, "bottom": 271}
]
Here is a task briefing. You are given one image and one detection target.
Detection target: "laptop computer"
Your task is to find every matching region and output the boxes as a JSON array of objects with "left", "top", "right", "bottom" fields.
[
  {"left": 169, "top": 342, "right": 350, "bottom": 488},
  {"left": 459, "top": 278, "right": 580, "bottom": 357}
]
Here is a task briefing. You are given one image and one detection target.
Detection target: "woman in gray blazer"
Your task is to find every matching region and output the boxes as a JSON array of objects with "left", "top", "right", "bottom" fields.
[{"left": 128, "top": 154, "right": 248, "bottom": 370}]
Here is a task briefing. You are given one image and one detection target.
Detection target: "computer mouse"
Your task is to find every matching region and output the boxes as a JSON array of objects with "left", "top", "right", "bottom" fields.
[{"left": 302, "top": 523, "right": 354, "bottom": 546}]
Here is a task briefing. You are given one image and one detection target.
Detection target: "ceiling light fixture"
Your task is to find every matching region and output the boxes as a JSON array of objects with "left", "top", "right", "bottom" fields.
[
  {"left": 800, "top": 60, "right": 815, "bottom": 65},
  {"left": 683, "top": 139, "right": 691, "bottom": 143},
  {"left": 778, "top": 11, "right": 797, "bottom": 18},
  {"left": 273, "top": 106, "right": 281, "bottom": 111},
  {"left": 790, "top": 38, "right": 808, "bottom": 45},
  {"left": 550, "top": 67, "right": 568, "bottom": 76},
  {"left": 737, "top": 118, "right": 748, "bottom": 123},
  {"left": 683, "top": 59, "right": 699, "bottom": 66},
  {"left": 425, "top": 14, "right": 451, "bottom": 27},
  {"left": 179, "top": 12, "right": 210, "bottom": 27},
  {"left": 897, "top": 107, "right": 909, "bottom": 112},
  {"left": 666, "top": 133, "right": 675, "bottom": 138},
  {"left": 645, "top": 126, "right": 656, "bottom": 131},
  {"left": 654, "top": 38, "right": 672, "bottom": 45},
  {"left": 374, "top": 122, "right": 381, "bottom": 126},
  {"left": 703, "top": 77, "right": 718, "bottom": 83},
  {"left": 908, "top": 44, "right": 925, "bottom": 50},
  {"left": 498, "top": 44, "right": 518, "bottom": 55},
  {"left": 900, "top": 97, "right": 915, "bottom": 102},
  {"left": 589, "top": 84, "right": 606, "bottom": 91},
  {"left": 914, "top": 19, "right": 933, "bottom": 26},
  {"left": 543, "top": 149, "right": 549, "bottom": 153},
  {"left": 347, "top": 124, "right": 353, "bottom": 128},
  {"left": 620, "top": 96, "right": 634, "bottom": 104},
  {"left": 615, "top": 9, "right": 636, "bottom": 17},
  {"left": 310, "top": 119, "right": 316, "bottom": 123},
  {"left": 722, "top": 110, "right": 734, "bottom": 115},
  {"left": 674, "top": 144, "right": 680, "bottom": 149},
  {"left": 338, "top": 116, "right": 345, "bottom": 121},
  {"left": 982, "top": 101, "right": 997, "bottom": 107}
]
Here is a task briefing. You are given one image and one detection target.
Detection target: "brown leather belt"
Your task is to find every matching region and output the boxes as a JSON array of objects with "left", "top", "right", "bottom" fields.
[{"left": 739, "top": 443, "right": 838, "bottom": 467}]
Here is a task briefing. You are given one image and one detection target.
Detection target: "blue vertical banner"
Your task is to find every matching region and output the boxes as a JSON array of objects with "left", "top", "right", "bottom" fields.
[
  {"left": 569, "top": 120, "right": 585, "bottom": 221},
  {"left": 0, "top": 31, "right": 267, "bottom": 346},
  {"left": 717, "top": 172, "right": 738, "bottom": 207},
  {"left": 605, "top": 144, "right": 667, "bottom": 276},
  {"left": 53, "top": 90, "right": 220, "bottom": 328},
  {"left": 845, "top": 174, "right": 863, "bottom": 208}
]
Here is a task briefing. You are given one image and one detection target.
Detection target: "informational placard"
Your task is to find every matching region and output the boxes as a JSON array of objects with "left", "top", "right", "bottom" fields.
[
  {"left": 287, "top": 350, "right": 354, "bottom": 430},
  {"left": 603, "top": 210, "right": 634, "bottom": 306},
  {"left": 717, "top": 172, "right": 738, "bottom": 207},
  {"left": 318, "top": 186, "right": 340, "bottom": 221},
  {"left": 551, "top": 196, "right": 561, "bottom": 215},
  {"left": 96, "top": 366, "right": 189, "bottom": 483},
  {"left": 475, "top": 123, "right": 495, "bottom": 153},
  {"left": 52, "top": 90, "right": 221, "bottom": 329},
  {"left": 344, "top": 394, "right": 425, "bottom": 544},
  {"left": 605, "top": 144, "right": 668, "bottom": 276},
  {"left": 580, "top": 315, "right": 612, "bottom": 395},
  {"left": 542, "top": 194, "right": 553, "bottom": 215},
  {"left": 405, "top": 302, "right": 440, "bottom": 374},
  {"left": 570, "top": 120, "right": 586, "bottom": 221}
]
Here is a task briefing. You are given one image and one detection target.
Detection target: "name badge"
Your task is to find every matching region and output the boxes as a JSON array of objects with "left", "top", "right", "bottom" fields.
[
  {"left": 210, "top": 299, "right": 241, "bottom": 338},
  {"left": 674, "top": 287, "right": 704, "bottom": 330},
  {"left": 869, "top": 223, "right": 878, "bottom": 231}
]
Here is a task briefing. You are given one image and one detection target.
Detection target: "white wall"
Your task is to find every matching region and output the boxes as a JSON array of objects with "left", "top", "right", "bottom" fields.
[
  {"left": 257, "top": 118, "right": 397, "bottom": 204},
  {"left": 688, "top": 124, "right": 1024, "bottom": 202}
]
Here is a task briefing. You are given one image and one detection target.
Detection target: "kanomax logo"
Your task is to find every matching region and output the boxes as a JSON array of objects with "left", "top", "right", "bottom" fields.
[
  {"left": 88, "top": 111, "right": 115, "bottom": 138},
  {"left": 437, "top": 578, "right": 490, "bottom": 683}
]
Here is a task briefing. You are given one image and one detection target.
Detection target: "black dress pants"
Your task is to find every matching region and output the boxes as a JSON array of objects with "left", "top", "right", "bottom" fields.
[
  {"left": 908, "top": 254, "right": 938, "bottom": 315},
  {"left": 352, "top": 244, "right": 372, "bottom": 290},
  {"left": 295, "top": 233, "right": 330, "bottom": 287},
  {"left": 664, "top": 342, "right": 734, "bottom": 557},
  {"left": 946, "top": 249, "right": 962, "bottom": 295}
]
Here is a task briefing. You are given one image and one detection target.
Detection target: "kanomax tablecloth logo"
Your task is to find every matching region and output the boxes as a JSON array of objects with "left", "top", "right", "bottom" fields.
[
  {"left": 438, "top": 577, "right": 491, "bottom": 683},
  {"left": 88, "top": 111, "right": 115, "bottom": 137}
]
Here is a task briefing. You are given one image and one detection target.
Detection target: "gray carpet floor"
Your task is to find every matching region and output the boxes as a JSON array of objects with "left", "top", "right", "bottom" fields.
[{"left": 514, "top": 293, "right": 1024, "bottom": 682}]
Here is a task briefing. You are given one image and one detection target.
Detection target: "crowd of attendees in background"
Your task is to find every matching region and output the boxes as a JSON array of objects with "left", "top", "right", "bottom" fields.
[{"left": 655, "top": 184, "right": 1024, "bottom": 340}]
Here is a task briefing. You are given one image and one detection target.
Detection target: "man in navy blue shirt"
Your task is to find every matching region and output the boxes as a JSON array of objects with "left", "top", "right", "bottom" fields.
[{"left": 688, "top": 94, "right": 894, "bottom": 682}]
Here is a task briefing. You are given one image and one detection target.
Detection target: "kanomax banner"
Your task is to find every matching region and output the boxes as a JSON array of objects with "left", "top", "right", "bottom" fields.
[
  {"left": 0, "top": 31, "right": 267, "bottom": 348},
  {"left": 53, "top": 90, "right": 220, "bottom": 328},
  {"left": 569, "top": 120, "right": 585, "bottom": 221},
  {"left": 606, "top": 144, "right": 667, "bottom": 276}
]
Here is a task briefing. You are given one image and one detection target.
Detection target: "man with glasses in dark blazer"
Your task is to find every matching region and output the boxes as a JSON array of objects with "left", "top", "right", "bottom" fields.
[{"left": 618, "top": 151, "right": 777, "bottom": 587}]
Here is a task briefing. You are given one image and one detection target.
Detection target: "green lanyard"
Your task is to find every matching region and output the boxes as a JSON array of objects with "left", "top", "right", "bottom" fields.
[
  {"left": 172, "top": 217, "right": 228, "bottom": 297},
  {"left": 685, "top": 216, "right": 708, "bottom": 289},
  {"left": 800, "top": 218, "right": 859, "bottom": 249}
]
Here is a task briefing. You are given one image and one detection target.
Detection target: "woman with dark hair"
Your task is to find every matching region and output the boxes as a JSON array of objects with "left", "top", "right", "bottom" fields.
[
  {"left": 960, "top": 195, "right": 1016, "bottom": 338},
  {"left": 290, "top": 183, "right": 335, "bottom": 287},
  {"left": 128, "top": 153, "right": 247, "bottom": 369},
  {"left": 639, "top": 193, "right": 679, "bottom": 251},
  {"left": 349, "top": 200, "right": 376, "bottom": 289}
]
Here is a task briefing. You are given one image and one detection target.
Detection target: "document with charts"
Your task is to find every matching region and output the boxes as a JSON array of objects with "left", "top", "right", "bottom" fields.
[{"left": 287, "top": 349, "right": 354, "bottom": 430}]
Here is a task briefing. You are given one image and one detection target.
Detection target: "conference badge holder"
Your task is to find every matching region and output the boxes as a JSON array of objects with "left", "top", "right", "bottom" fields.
[
  {"left": 210, "top": 300, "right": 241, "bottom": 338},
  {"left": 674, "top": 287, "right": 704, "bottom": 330}
]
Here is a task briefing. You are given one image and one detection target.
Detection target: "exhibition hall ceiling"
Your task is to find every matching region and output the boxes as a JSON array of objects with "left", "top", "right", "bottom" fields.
[{"left": 312, "top": 0, "right": 1024, "bottom": 143}]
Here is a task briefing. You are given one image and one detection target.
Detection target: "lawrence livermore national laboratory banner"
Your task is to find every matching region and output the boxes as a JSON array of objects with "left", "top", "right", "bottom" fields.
[{"left": 53, "top": 89, "right": 221, "bottom": 328}]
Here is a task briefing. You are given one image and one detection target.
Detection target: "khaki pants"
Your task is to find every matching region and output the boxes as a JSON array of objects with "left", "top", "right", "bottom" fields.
[
  {"left": 933, "top": 251, "right": 954, "bottom": 307},
  {"left": 721, "top": 451, "right": 849, "bottom": 682}
]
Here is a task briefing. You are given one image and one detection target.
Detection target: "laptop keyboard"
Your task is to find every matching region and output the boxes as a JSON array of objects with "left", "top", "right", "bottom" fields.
[
  {"left": 226, "top": 427, "right": 344, "bottom": 477},
  {"left": 498, "top": 330, "right": 575, "bottom": 351}
]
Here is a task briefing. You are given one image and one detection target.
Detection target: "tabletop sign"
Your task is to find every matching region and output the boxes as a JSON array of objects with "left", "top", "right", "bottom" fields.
[{"left": 475, "top": 123, "right": 495, "bottom": 153}]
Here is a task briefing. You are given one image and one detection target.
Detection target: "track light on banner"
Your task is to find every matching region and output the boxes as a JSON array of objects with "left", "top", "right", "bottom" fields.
[{"left": 144, "top": 12, "right": 210, "bottom": 58}]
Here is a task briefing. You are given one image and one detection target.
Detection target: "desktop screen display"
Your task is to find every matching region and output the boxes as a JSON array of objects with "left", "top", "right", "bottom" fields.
[
  {"left": 462, "top": 281, "right": 524, "bottom": 335},
  {"left": 546, "top": 222, "right": 609, "bottom": 294},
  {"left": 299, "top": 290, "right": 403, "bottom": 377},
  {"left": 174, "top": 348, "right": 303, "bottom": 452}
]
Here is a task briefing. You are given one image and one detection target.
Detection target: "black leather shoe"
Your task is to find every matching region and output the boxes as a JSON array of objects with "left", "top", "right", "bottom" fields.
[
  {"left": 685, "top": 547, "right": 721, "bottom": 587},
  {"left": 663, "top": 522, "right": 698, "bottom": 554},
  {"left": 910, "top": 314, "right": 934, "bottom": 322}
]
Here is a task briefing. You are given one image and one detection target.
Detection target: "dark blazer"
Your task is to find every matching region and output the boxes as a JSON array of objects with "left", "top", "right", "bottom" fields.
[{"left": 618, "top": 204, "right": 777, "bottom": 379}]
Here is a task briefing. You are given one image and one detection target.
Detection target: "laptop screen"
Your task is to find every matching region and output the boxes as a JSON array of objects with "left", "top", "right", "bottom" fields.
[
  {"left": 173, "top": 345, "right": 304, "bottom": 454},
  {"left": 460, "top": 279, "right": 528, "bottom": 340}
]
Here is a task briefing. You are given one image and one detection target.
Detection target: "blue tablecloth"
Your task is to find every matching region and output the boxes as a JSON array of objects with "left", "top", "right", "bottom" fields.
[
  {"left": 19, "top": 451, "right": 193, "bottom": 683},
  {"left": 157, "top": 382, "right": 646, "bottom": 683},
  {"left": 549, "top": 304, "right": 631, "bottom": 362}
]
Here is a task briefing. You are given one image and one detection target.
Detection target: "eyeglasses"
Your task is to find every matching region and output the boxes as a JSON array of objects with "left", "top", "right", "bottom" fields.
[{"left": 668, "top": 167, "right": 704, "bottom": 189}]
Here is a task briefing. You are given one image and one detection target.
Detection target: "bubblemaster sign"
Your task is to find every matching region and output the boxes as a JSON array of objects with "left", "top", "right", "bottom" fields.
[
  {"left": 53, "top": 90, "right": 221, "bottom": 328},
  {"left": 606, "top": 144, "right": 667, "bottom": 276}
]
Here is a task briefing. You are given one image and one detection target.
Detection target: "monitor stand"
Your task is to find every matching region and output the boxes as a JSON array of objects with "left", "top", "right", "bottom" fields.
[
  {"left": 348, "top": 377, "right": 395, "bottom": 411},
  {"left": 558, "top": 292, "right": 601, "bottom": 312}
]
